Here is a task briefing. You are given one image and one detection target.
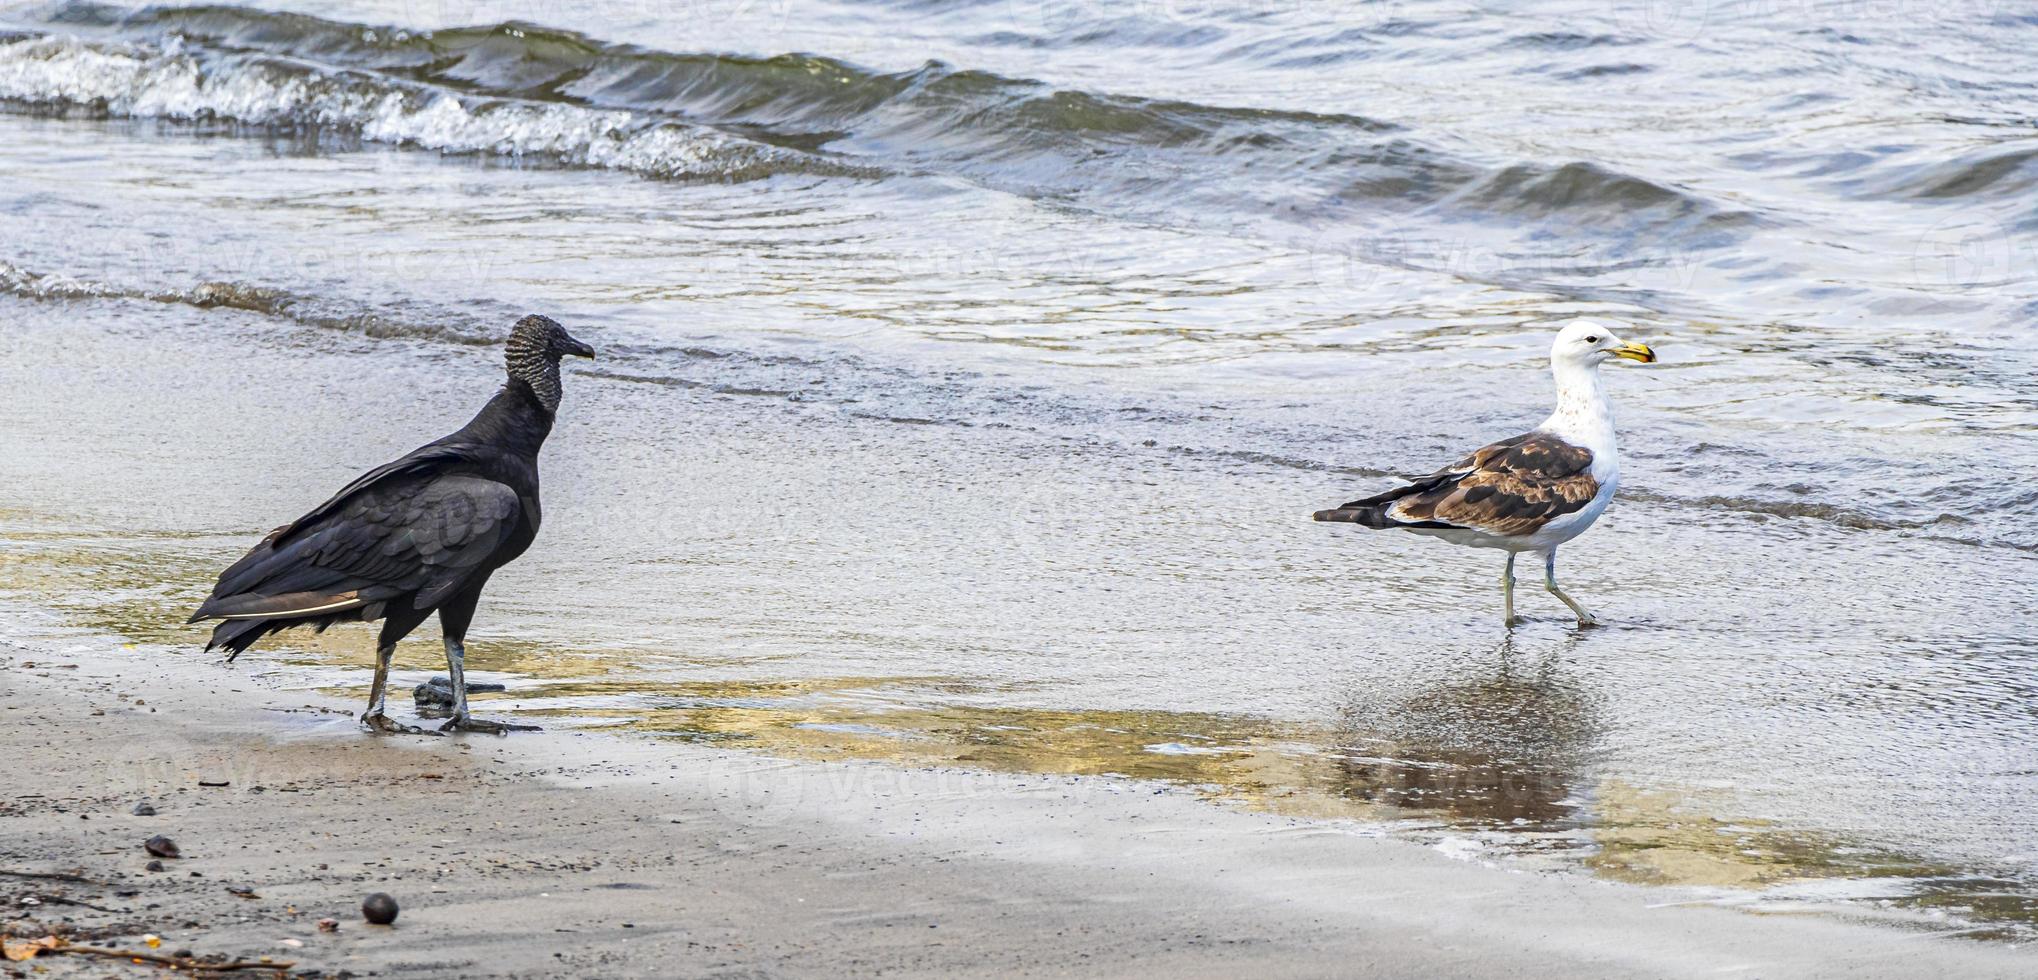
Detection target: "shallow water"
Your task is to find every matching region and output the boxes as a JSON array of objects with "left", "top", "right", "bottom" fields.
[{"left": 1, "top": 0, "right": 2035, "bottom": 941}]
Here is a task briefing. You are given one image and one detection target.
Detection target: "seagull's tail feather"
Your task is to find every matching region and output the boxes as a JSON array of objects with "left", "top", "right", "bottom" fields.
[
  {"left": 1313, "top": 479, "right": 1418, "bottom": 527},
  {"left": 1314, "top": 482, "right": 1458, "bottom": 530},
  {"left": 1311, "top": 503, "right": 1401, "bottom": 527}
]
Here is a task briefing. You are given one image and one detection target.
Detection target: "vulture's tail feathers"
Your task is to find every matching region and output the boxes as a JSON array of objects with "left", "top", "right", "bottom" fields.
[
  {"left": 191, "top": 588, "right": 398, "bottom": 662},
  {"left": 192, "top": 590, "right": 371, "bottom": 622},
  {"left": 204, "top": 618, "right": 279, "bottom": 662},
  {"left": 200, "top": 607, "right": 382, "bottom": 662}
]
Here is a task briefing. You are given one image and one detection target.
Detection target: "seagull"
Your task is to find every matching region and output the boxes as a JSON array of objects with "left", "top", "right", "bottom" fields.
[
  {"left": 1313, "top": 320, "right": 1655, "bottom": 627},
  {"left": 188, "top": 314, "right": 596, "bottom": 733}
]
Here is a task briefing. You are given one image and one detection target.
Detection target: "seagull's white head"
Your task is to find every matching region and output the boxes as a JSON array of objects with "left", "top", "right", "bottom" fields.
[{"left": 1551, "top": 319, "right": 1655, "bottom": 369}]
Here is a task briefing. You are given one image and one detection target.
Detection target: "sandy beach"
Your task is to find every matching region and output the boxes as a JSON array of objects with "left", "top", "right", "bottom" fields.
[
  {"left": 5, "top": 632, "right": 2032, "bottom": 979},
  {"left": 4, "top": 0, "right": 2037, "bottom": 975}
]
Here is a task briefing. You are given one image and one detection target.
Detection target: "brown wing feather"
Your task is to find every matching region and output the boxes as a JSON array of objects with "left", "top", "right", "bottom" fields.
[{"left": 1387, "top": 433, "right": 1598, "bottom": 536}]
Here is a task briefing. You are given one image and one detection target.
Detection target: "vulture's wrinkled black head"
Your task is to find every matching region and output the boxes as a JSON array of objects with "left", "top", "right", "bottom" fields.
[{"left": 505, "top": 314, "right": 595, "bottom": 412}]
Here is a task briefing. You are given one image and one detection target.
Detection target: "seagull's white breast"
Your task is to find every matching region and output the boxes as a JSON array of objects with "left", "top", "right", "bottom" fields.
[{"left": 1512, "top": 361, "right": 1622, "bottom": 552}]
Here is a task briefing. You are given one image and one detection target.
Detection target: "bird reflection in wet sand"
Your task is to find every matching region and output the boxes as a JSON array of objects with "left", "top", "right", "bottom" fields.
[{"left": 1325, "top": 635, "right": 1602, "bottom": 827}]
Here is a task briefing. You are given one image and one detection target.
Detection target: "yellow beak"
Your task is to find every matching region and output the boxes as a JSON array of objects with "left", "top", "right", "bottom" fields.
[{"left": 1611, "top": 341, "right": 1656, "bottom": 363}]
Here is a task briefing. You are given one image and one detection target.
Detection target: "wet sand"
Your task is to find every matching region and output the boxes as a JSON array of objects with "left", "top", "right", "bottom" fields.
[{"left": 4, "top": 633, "right": 2032, "bottom": 979}]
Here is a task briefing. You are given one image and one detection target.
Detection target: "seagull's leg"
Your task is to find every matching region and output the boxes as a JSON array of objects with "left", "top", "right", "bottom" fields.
[
  {"left": 436, "top": 590, "right": 539, "bottom": 735},
  {"left": 1543, "top": 548, "right": 1601, "bottom": 627},
  {"left": 1502, "top": 552, "right": 1518, "bottom": 627}
]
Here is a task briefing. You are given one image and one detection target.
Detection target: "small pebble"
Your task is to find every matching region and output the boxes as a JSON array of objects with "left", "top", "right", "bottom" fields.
[
  {"left": 317, "top": 918, "right": 340, "bottom": 933},
  {"left": 144, "top": 835, "right": 180, "bottom": 859},
  {"left": 362, "top": 892, "right": 399, "bottom": 925},
  {"left": 146, "top": 860, "right": 165, "bottom": 872},
  {"left": 133, "top": 802, "right": 157, "bottom": 816}
]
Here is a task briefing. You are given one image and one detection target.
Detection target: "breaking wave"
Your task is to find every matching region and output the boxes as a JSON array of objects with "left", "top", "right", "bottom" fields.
[
  {"left": 0, "top": 32, "right": 873, "bottom": 182},
  {"left": 1, "top": 2, "right": 1760, "bottom": 251}
]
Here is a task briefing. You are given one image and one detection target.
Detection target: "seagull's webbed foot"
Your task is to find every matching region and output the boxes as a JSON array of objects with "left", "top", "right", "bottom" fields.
[
  {"left": 1553, "top": 590, "right": 1603, "bottom": 627},
  {"left": 1541, "top": 553, "right": 1602, "bottom": 628},
  {"left": 361, "top": 712, "right": 443, "bottom": 736},
  {"left": 1555, "top": 597, "right": 1603, "bottom": 628},
  {"left": 439, "top": 714, "right": 542, "bottom": 735}
]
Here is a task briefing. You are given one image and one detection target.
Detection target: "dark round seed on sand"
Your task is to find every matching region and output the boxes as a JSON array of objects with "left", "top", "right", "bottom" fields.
[{"left": 363, "top": 892, "right": 399, "bottom": 925}]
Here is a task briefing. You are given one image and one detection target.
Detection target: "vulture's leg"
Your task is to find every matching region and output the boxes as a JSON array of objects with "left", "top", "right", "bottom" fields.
[
  {"left": 436, "top": 588, "right": 539, "bottom": 735},
  {"left": 362, "top": 614, "right": 438, "bottom": 735},
  {"left": 443, "top": 634, "right": 471, "bottom": 720},
  {"left": 1543, "top": 549, "right": 1600, "bottom": 627}
]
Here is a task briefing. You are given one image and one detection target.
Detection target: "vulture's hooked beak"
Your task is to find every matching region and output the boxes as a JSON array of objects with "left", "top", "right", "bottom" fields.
[
  {"left": 562, "top": 336, "right": 597, "bottom": 360},
  {"left": 1610, "top": 341, "right": 1655, "bottom": 363}
]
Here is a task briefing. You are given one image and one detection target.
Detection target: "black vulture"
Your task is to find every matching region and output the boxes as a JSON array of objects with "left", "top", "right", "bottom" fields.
[{"left": 188, "top": 314, "right": 595, "bottom": 734}]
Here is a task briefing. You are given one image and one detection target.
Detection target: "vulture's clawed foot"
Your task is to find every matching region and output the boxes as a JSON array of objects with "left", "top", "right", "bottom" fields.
[
  {"left": 440, "top": 715, "right": 542, "bottom": 735},
  {"left": 361, "top": 712, "right": 443, "bottom": 736}
]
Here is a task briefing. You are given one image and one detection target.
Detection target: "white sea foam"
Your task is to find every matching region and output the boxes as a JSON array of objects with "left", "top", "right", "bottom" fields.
[
  {"left": 0, "top": 34, "right": 849, "bottom": 181},
  {"left": 0, "top": 259, "right": 121, "bottom": 300}
]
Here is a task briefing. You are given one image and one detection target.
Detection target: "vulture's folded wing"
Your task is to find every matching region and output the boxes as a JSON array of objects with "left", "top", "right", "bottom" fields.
[
  {"left": 191, "top": 472, "right": 522, "bottom": 624},
  {"left": 269, "top": 443, "right": 477, "bottom": 546}
]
